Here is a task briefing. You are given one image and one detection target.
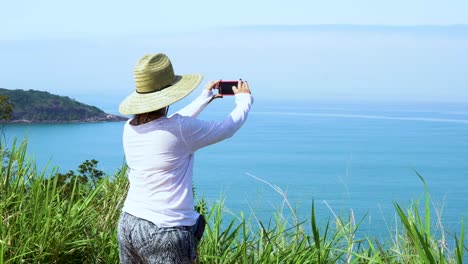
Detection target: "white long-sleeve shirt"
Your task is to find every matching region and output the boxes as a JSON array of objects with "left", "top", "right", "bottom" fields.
[{"left": 122, "top": 90, "right": 253, "bottom": 227}]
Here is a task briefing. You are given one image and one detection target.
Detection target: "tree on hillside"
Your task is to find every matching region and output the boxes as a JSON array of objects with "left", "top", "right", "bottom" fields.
[
  {"left": 50, "top": 159, "right": 105, "bottom": 198},
  {"left": 0, "top": 95, "right": 13, "bottom": 121},
  {"left": 78, "top": 159, "right": 104, "bottom": 185}
]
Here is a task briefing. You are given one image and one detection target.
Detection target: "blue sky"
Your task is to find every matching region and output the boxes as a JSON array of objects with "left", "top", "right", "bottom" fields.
[{"left": 1, "top": 0, "right": 468, "bottom": 108}]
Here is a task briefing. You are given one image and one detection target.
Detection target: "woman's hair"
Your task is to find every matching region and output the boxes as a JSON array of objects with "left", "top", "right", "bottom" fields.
[{"left": 130, "top": 107, "right": 168, "bottom": 126}]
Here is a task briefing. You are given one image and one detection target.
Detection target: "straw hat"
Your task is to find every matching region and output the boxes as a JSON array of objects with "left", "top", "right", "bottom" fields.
[{"left": 119, "top": 53, "right": 203, "bottom": 115}]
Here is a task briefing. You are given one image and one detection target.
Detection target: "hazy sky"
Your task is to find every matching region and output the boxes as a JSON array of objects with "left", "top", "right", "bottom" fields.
[
  {"left": 2, "top": 0, "right": 468, "bottom": 39},
  {"left": 1, "top": 1, "right": 468, "bottom": 108}
]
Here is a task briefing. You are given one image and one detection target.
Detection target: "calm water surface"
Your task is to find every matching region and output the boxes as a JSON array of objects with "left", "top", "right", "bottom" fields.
[{"left": 3, "top": 101, "right": 468, "bottom": 241}]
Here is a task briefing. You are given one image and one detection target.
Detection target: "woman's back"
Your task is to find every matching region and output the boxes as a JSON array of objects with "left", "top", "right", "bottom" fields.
[{"left": 123, "top": 114, "right": 199, "bottom": 228}]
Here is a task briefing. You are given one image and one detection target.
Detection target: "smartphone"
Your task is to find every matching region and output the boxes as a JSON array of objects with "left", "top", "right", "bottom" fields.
[{"left": 216, "top": 81, "right": 238, "bottom": 96}]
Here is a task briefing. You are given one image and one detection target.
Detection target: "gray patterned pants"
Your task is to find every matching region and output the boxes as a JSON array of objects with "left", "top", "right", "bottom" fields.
[{"left": 117, "top": 212, "right": 197, "bottom": 264}]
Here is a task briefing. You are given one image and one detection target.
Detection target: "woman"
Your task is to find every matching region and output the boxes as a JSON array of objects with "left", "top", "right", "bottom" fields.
[{"left": 117, "top": 53, "right": 253, "bottom": 263}]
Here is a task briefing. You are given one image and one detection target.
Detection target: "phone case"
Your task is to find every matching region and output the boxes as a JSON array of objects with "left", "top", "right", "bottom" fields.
[{"left": 217, "top": 80, "right": 237, "bottom": 96}]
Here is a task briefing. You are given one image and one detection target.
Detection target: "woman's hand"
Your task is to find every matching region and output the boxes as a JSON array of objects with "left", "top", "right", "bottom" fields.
[
  {"left": 233, "top": 80, "right": 251, "bottom": 95},
  {"left": 206, "top": 81, "right": 223, "bottom": 103},
  {"left": 205, "top": 81, "right": 218, "bottom": 91}
]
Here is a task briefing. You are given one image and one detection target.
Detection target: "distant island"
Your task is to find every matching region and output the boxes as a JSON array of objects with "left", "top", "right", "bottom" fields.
[{"left": 0, "top": 88, "right": 128, "bottom": 123}]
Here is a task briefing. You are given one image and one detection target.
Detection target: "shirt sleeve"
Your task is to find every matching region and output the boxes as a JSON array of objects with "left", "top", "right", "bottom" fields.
[
  {"left": 173, "top": 90, "right": 213, "bottom": 118},
  {"left": 179, "top": 93, "right": 254, "bottom": 152}
]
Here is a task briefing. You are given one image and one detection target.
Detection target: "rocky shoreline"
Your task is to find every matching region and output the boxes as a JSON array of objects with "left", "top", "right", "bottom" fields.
[{"left": 4, "top": 114, "right": 128, "bottom": 124}]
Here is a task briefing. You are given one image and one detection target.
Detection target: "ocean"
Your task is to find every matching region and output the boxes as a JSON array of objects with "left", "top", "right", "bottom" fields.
[{"left": 2, "top": 100, "right": 468, "bottom": 241}]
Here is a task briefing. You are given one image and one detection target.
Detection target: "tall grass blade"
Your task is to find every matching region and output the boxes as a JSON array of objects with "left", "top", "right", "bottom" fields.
[
  {"left": 414, "top": 170, "right": 431, "bottom": 238},
  {"left": 455, "top": 218, "right": 464, "bottom": 264},
  {"left": 311, "top": 201, "right": 322, "bottom": 263}
]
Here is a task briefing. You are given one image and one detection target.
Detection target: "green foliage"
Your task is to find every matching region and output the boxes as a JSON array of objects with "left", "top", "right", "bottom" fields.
[
  {"left": 389, "top": 172, "right": 467, "bottom": 264},
  {"left": 49, "top": 159, "right": 105, "bottom": 198},
  {"left": 1, "top": 141, "right": 467, "bottom": 263},
  {"left": 193, "top": 185, "right": 208, "bottom": 215},
  {"left": 78, "top": 159, "right": 104, "bottom": 181},
  {"left": 1, "top": 141, "right": 128, "bottom": 263},
  {"left": 0, "top": 95, "right": 13, "bottom": 121},
  {"left": 0, "top": 88, "right": 122, "bottom": 123}
]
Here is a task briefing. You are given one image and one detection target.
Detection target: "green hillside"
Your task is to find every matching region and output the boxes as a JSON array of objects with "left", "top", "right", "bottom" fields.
[{"left": 0, "top": 88, "right": 127, "bottom": 123}]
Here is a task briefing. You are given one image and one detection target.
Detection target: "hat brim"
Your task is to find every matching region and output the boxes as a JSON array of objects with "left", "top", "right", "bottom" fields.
[{"left": 119, "top": 74, "right": 203, "bottom": 115}]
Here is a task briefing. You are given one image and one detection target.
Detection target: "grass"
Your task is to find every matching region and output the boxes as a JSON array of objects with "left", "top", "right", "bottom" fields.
[{"left": 1, "top": 140, "right": 467, "bottom": 263}]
